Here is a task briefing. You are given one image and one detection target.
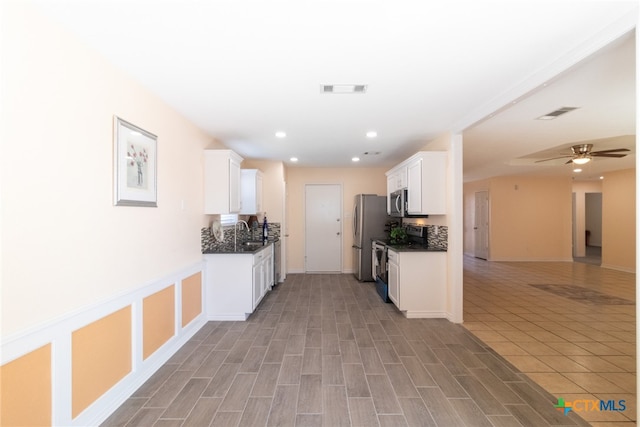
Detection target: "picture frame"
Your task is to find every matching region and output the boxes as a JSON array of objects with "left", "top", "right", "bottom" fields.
[{"left": 113, "top": 116, "right": 158, "bottom": 207}]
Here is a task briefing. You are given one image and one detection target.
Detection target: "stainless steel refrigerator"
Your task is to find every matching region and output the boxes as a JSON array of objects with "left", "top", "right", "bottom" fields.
[{"left": 352, "top": 194, "right": 390, "bottom": 281}]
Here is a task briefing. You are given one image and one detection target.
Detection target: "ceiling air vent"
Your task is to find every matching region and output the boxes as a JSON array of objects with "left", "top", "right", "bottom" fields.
[
  {"left": 321, "top": 84, "right": 368, "bottom": 94},
  {"left": 536, "top": 106, "right": 579, "bottom": 120}
]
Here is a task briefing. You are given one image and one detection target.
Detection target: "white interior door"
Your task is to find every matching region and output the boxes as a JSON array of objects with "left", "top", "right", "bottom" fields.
[
  {"left": 305, "top": 184, "right": 342, "bottom": 272},
  {"left": 474, "top": 191, "right": 489, "bottom": 260}
]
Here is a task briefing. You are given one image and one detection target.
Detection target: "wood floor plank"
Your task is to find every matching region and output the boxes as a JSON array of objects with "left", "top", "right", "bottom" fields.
[{"left": 267, "top": 384, "right": 298, "bottom": 427}]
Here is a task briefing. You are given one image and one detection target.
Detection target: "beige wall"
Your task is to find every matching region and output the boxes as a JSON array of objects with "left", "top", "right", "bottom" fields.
[
  {"left": 602, "top": 168, "right": 636, "bottom": 272},
  {"left": 464, "top": 175, "right": 573, "bottom": 261},
  {"left": 242, "top": 159, "right": 286, "bottom": 224},
  {"left": 1, "top": 3, "right": 211, "bottom": 336},
  {"left": 464, "top": 172, "right": 635, "bottom": 269},
  {"left": 285, "top": 167, "right": 387, "bottom": 273}
]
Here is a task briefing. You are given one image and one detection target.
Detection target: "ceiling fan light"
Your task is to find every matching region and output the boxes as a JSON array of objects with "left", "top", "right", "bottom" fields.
[{"left": 572, "top": 157, "right": 591, "bottom": 165}]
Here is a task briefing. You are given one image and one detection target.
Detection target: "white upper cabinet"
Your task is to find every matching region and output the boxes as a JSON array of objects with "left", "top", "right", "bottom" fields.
[
  {"left": 204, "top": 149, "right": 243, "bottom": 214},
  {"left": 386, "top": 151, "right": 447, "bottom": 216},
  {"left": 240, "top": 169, "right": 264, "bottom": 214},
  {"left": 406, "top": 152, "right": 447, "bottom": 215}
]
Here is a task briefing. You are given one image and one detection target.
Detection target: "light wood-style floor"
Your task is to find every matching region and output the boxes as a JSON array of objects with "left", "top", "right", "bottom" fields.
[{"left": 102, "top": 258, "right": 634, "bottom": 426}]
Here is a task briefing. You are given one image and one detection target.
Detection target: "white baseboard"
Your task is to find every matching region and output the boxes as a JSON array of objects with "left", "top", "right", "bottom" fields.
[
  {"left": 207, "top": 313, "right": 250, "bottom": 321},
  {"left": 404, "top": 311, "right": 448, "bottom": 319}
]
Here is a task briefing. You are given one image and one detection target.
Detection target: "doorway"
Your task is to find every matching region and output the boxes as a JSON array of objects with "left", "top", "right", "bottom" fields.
[
  {"left": 304, "top": 184, "right": 342, "bottom": 272},
  {"left": 575, "top": 192, "right": 603, "bottom": 265},
  {"left": 474, "top": 191, "right": 489, "bottom": 260}
]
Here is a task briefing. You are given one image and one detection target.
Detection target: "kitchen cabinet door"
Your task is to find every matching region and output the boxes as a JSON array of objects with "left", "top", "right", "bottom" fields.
[
  {"left": 405, "top": 152, "right": 447, "bottom": 215},
  {"left": 262, "top": 250, "right": 273, "bottom": 295},
  {"left": 229, "top": 156, "right": 242, "bottom": 213},
  {"left": 252, "top": 248, "right": 268, "bottom": 310},
  {"left": 407, "top": 158, "right": 422, "bottom": 214},
  {"left": 204, "top": 149, "right": 243, "bottom": 214},
  {"left": 387, "top": 250, "right": 400, "bottom": 306},
  {"left": 252, "top": 261, "right": 263, "bottom": 310}
]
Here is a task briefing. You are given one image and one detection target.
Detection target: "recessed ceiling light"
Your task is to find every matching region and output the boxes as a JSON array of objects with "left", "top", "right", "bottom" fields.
[
  {"left": 290, "top": 157, "right": 298, "bottom": 162},
  {"left": 573, "top": 168, "right": 582, "bottom": 173},
  {"left": 366, "top": 131, "right": 377, "bottom": 138},
  {"left": 352, "top": 157, "right": 360, "bottom": 162},
  {"left": 275, "top": 131, "right": 286, "bottom": 138},
  {"left": 600, "top": 176, "right": 604, "bottom": 180}
]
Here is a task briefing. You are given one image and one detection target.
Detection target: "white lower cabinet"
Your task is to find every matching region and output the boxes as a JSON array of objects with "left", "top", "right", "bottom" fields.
[
  {"left": 252, "top": 244, "right": 273, "bottom": 310},
  {"left": 386, "top": 249, "right": 447, "bottom": 318},
  {"left": 205, "top": 243, "right": 273, "bottom": 320}
]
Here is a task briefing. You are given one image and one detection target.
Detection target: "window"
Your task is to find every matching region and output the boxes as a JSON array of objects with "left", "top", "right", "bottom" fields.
[{"left": 220, "top": 214, "right": 238, "bottom": 226}]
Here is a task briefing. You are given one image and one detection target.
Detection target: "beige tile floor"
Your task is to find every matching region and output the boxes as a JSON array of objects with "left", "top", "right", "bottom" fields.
[{"left": 463, "top": 256, "right": 636, "bottom": 426}]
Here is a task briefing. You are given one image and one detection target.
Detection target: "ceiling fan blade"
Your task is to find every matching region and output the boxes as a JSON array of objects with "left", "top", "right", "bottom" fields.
[
  {"left": 591, "top": 148, "right": 631, "bottom": 154},
  {"left": 534, "top": 155, "right": 572, "bottom": 163},
  {"left": 591, "top": 153, "right": 629, "bottom": 158}
]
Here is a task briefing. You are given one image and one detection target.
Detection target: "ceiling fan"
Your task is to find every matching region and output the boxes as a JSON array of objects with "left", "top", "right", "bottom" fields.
[{"left": 535, "top": 144, "right": 630, "bottom": 165}]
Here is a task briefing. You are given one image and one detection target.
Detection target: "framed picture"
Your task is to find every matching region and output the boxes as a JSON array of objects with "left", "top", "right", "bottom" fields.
[{"left": 113, "top": 116, "right": 158, "bottom": 207}]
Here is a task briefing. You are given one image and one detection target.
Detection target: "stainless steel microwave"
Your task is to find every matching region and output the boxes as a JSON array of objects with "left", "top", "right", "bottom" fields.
[{"left": 389, "top": 189, "right": 406, "bottom": 217}]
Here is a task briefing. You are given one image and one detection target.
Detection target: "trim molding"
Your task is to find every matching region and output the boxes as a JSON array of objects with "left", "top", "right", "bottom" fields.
[{"left": 601, "top": 263, "right": 635, "bottom": 273}]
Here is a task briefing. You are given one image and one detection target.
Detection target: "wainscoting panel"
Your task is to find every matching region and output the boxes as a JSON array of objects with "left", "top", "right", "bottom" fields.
[
  {"left": 0, "top": 261, "right": 206, "bottom": 427},
  {"left": 143, "top": 286, "right": 176, "bottom": 360},
  {"left": 72, "top": 306, "right": 132, "bottom": 418},
  {"left": 181, "top": 272, "right": 202, "bottom": 327},
  {"left": 0, "top": 343, "right": 52, "bottom": 427}
]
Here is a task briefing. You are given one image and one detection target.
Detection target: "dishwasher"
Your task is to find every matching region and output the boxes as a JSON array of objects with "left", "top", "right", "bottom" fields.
[{"left": 273, "top": 239, "right": 281, "bottom": 285}]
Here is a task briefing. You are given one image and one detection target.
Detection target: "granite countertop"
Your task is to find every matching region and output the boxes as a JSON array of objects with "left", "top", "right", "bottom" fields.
[
  {"left": 373, "top": 239, "right": 447, "bottom": 252},
  {"left": 203, "top": 238, "right": 278, "bottom": 254}
]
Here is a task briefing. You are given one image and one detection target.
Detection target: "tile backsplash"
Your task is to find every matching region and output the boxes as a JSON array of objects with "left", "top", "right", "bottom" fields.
[
  {"left": 202, "top": 222, "right": 280, "bottom": 253},
  {"left": 425, "top": 225, "right": 448, "bottom": 250}
]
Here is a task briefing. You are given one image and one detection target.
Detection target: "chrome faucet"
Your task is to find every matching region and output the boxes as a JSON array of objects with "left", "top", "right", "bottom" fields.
[{"left": 234, "top": 220, "right": 249, "bottom": 248}]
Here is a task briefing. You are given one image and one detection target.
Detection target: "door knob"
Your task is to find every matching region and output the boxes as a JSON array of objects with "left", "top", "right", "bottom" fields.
[{"left": 337, "top": 232, "right": 340, "bottom": 235}]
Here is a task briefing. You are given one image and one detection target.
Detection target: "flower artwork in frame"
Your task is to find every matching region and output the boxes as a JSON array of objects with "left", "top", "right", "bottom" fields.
[{"left": 113, "top": 116, "right": 158, "bottom": 207}]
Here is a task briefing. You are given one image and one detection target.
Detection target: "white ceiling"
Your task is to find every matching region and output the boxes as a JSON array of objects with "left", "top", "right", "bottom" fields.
[{"left": 31, "top": 0, "right": 637, "bottom": 181}]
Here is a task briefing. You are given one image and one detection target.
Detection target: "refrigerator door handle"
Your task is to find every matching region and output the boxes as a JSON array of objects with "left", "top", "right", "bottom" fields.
[{"left": 353, "top": 203, "right": 358, "bottom": 239}]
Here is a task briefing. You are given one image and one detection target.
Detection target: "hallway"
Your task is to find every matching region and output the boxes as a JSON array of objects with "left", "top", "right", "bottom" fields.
[{"left": 102, "top": 258, "right": 635, "bottom": 426}]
